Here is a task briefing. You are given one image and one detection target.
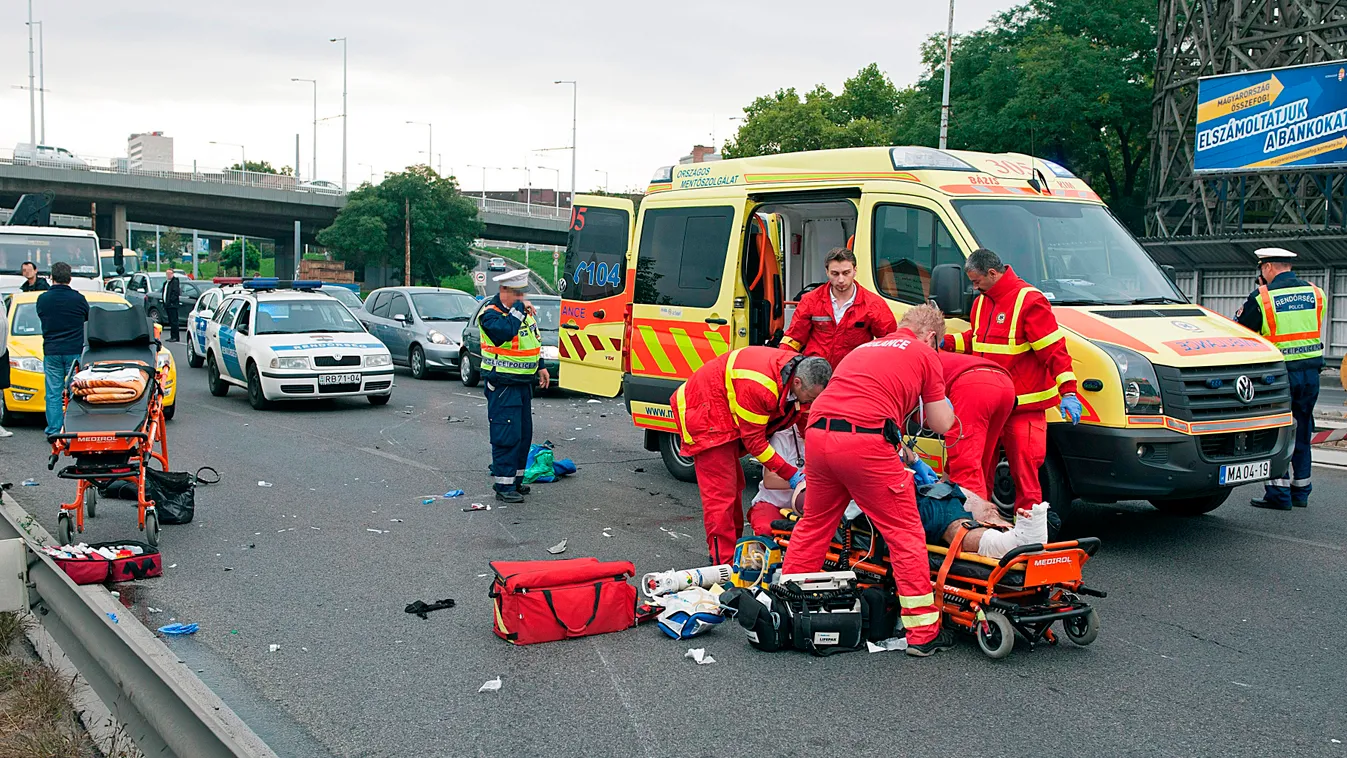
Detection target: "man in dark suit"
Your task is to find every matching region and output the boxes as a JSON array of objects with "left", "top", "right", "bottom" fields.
[{"left": 164, "top": 269, "right": 182, "bottom": 342}]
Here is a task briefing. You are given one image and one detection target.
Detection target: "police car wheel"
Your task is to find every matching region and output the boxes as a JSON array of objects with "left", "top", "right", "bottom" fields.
[
  {"left": 368, "top": 393, "right": 392, "bottom": 406},
  {"left": 148, "top": 307, "right": 161, "bottom": 325},
  {"left": 659, "top": 432, "right": 697, "bottom": 483},
  {"left": 206, "top": 353, "right": 229, "bottom": 397},
  {"left": 460, "top": 350, "right": 480, "bottom": 387},
  {"left": 247, "top": 363, "right": 271, "bottom": 410},
  {"left": 410, "top": 345, "right": 429, "bottom": 380},
  {"left": 186, "top": 337, "right": 204, "bottom": 368}
]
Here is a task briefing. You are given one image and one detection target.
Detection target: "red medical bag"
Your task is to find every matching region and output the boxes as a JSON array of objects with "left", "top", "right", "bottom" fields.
[
  {"left": 51, "top": 541, "right": 162, "bottom": 585},
  {"left": 489, "top": 557, "right": 636, "bottom": 645}
]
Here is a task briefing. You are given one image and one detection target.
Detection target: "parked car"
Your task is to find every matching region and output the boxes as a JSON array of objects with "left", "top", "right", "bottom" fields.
[
  {"left": 185, "top": 285, "right": 233, "bottom": 368},
  {"left": 317, "top": 285, "right": 365, "bottom": 315},
  {"left": 460, "top": 294, "right": 560, "bottom": 390},
  {"left": 488, "top": 257, "right": 508, "bottom": 271},
  {"left": 297, "top": 180, "right": 343, "bottom": 195},
  {"left": 360, "top": 287, "right": 478, "bottom": 379},
  {"left": 13, "top": 142, "right": 87, "bottom": 168},
  {"left": 104, "top": 276, "right": 129, "bottom": 294},
  {"left": 125, "top": 272, "right": 205, "bottom": 329}
]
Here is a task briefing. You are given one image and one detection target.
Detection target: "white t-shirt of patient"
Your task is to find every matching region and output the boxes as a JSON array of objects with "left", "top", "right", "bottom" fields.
[{"left": 752, "top": 427, "right": 804, "bottom": 510}]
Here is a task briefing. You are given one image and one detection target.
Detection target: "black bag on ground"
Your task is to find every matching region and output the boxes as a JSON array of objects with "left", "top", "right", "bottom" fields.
[
  {"left": 722, "top": 586, "right": 792, "bottom": 652},
  {"left": 144, "top": 468, "right": 196, "bottom": 524}
]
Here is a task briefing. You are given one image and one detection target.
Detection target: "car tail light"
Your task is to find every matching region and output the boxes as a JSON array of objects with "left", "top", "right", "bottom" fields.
[{"left": 622, "top": 303, "right": 634, "bottom": 375}]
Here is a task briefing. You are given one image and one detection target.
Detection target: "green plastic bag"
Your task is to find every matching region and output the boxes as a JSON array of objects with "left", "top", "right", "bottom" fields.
[{"left": 524, "top": 443, "right": 556, "bottom": 484}]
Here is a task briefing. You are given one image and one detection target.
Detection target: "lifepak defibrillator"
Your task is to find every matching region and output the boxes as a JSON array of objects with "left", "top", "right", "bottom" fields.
[{"left": 723, "top": 571, "right": 892, "bottom": 656}]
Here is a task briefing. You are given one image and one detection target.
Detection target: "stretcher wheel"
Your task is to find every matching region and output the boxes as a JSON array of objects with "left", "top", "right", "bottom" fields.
[
  {"left": 84, "top": 487, "right": 97, "bottom": 519},
  {"left": 976, "top": 611, "right": 1015, "bottom": 659},
  {"left": 1062, "top": 608, "right": 1099, "bottom": 646},
  {"left": 56, "top": 514, "right": 74, "bottom": 547},
  {"left": 144, "top": 510, "right": 160, "bottom": 548}
]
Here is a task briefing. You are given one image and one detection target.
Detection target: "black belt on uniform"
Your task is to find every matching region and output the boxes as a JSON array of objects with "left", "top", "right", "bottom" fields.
[{"left": 809, "top": 418, "right": 884, "bottom": 435}]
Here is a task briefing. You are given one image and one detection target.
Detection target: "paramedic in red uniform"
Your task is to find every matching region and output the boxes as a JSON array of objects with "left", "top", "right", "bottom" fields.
[
  {"left": 670, "top": 348, "right": 833, "bottom": 564},
  {"left": 780, "top": 247, "right": 896, "bottom": 367},
  {"left": 782, "top": 304, "right": 958, "bottom": 657},
  {"left": 940, "top": 352, "right": 1016, "bottom": 502},
  {"left": 943, "top": 249, "right": 1082, "bottom": 514}
]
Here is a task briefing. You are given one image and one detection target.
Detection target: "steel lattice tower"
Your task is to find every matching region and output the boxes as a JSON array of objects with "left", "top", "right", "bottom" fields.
[{"left": 1147, "top": 0, "right": 1347, "bottom": 237}]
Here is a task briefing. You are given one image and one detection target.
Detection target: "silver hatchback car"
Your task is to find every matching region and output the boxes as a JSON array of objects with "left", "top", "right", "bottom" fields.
[{"left": 360, "top": 286, "right": 479, "bottom": 379}]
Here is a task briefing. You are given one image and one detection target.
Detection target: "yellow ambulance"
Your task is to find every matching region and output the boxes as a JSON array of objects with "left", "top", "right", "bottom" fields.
[{"left": 558, "top": 146, "right": 1294, "bottom": 520}]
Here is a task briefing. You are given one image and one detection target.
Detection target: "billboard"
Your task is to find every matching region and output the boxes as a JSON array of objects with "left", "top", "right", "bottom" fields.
[{"left": 1195, "top": 60, "right": 1347, "bottom": 173}]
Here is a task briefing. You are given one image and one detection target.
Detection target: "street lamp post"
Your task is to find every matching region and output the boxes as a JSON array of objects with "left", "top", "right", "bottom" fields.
[
  {"left": 407, "top": 121, "right": 432, "bottom": 170},
  {"left": 26, "top": 0, "right": 35, "bottom": 147},
  {"left": 554, "top": 80, "right": 576, "bottom": 209},
  {"left": 593, "top": 169, "right": 609, "bottom": 193},
  {"left": 357, "top": 162, "right": 376, "bottom": 183},
  {"left": 537, "top": 166, "right": 561, "bottom": 214},
  {"left": 467, "top": 165, "right": 501, "bottom": 202},
  {"left": 939, "top": 0, "right": 955, "bottom": 150},
  {"left": 210, "top": 141, "right": 246, "bottom": 183},
  {"left": 291, "top": 78, "right": 317, "bottom": 181},
  {"left": 513, "top": 163, "right": 533, "bottom": 264},
  {"left": 34, "top": 20, "right": 44, "bottom": 143},
  {"left": 329, "top": 37, "right": 347, "bottom": 191}
]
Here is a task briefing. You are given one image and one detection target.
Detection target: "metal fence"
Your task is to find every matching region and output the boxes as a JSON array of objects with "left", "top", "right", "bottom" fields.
[{"left": 1181, "top": 267, "right": 1339, "bottom": 359}]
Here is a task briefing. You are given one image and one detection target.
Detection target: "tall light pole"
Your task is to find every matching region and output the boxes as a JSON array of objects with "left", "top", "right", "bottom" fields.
[
  {"left": 210, "top": 141, "right": 246, "bottom": 181},
  {"left": 26, "top": 0, "right": 35, "bottom": 147},
  {"left": 357, "top": 162, "right": 376, "bottom": 183},
  {"left": 291, "top": 78, "right": 317, "bottom": 181},
  {"left": 554, "top": 80, "right": 576, "bottom": 209},
  {"left": 512, "top": 164, "right": 533, "bottom": 214},
  {"left": 467, "top": 164, "right": 501, "bottom": 201},
  {"left": 939, "top": 0, "right": 955, "bottom": 150},
  {"left": 593, "top": 169, "right": 609, "bottom": 193},
  {"left": 34, "top": 20, "right": 44, "bottom": 143},
  {"left": 419, "top": 151, "right": 442, "bottom": 175},
  {"left": 537, "top": 166, "right": 561, "bottom": 213},
  {"left": 329, "top": 37, "right": 347, "bottom": 191},
  {"left": 406, "top": 121, "right": 432, "bottom": 168}
]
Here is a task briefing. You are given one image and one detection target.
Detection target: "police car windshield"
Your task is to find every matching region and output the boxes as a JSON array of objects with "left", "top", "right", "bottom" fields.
[
  {"left": 953, "top": 200, "right": 1185, "bottom": 306},
  {"left": 255, "top": 299, "right": 365, "bottom": 334},
  {"left": 411, "top": 292, "right": 476, "bottom": 321}
]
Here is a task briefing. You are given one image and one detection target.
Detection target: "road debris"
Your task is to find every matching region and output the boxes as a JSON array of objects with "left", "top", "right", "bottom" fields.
[
  {"left": 547, "top": 540, "right": 567, "bottom": 555},
  {"left": 684, "top": 648, "right": 715, "bottom": 665},
  {"left": 464, "top": 503, "right": 490, "bottom": 512},
  {"left": 866, "top": 638, "right": 908, "bottom": 653},
  {"left": 444, "top": 490, "right": 465, "bottom": 498},
  {"left": 20, "top": 479, "right": 38, "bottom": 486},
  {"left": 404, "top": 598, "right": 456, "bottom": 619},
  {"left": 159, "top": 623, "right": 199, "bottom": 636},
  {"left": 257, "top": 481, "right": 273, "bottom": 487},
  {"left": 269, "top": 644, "right": 281, "bottom": 652},
  {"left": 478, "top": 677, "right": 502, "bottom": 693}
]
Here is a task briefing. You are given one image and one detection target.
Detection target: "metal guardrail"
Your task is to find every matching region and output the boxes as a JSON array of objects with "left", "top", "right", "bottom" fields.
[
  {"left": 473, "top": 197, "right": 568, "bottom": 220},
  {"left": 0, "top": 496, "right": 276, "bottom": 758}
]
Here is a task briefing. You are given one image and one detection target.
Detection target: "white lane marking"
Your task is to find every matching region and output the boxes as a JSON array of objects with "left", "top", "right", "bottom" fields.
[
  {"left": 1209, "top": 523, "right": 1342, "bottom": 552},
  {"left": 356, "top": 446, "right": 440, "bottom": 474},
  {"left": 591, "top": 640, "right": 656, "bottom": 756}
]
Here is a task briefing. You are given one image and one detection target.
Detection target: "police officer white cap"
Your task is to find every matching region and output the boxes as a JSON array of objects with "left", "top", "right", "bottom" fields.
[
  {"left": 1254, "top": 247, "right": 1298, "bottom": 260},
  {"left": 492, "top": 269, "right": 530, "bottom": 289}
]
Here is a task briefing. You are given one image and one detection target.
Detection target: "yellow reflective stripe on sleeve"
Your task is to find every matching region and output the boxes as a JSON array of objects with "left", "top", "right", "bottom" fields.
[
  {"left": 1029, "top": 328, "right": 1064, "bottom": 351},
  {"left": 1006, "top": 287, "right": 1032, "bottom": 349},
  {"left": 728, "top": 369, "right": 779, "bottom": 396},
  {"left": 752, "top": 445, "right": 778, "bottom": 464},
  {"left": 1016, "top": 386, "right": 1060, "bottom": 405},
  {"left": 724, "top": 349, "right": 745, "bottom": 427},
  {"left": 781, "top": 336, "right": 802, "bottom": 351},
  {"left": 674, "top": 384, "right": 693, "bottom": 444},
  {"left": 902, "top": 611, "right": 941, "bottom": 628},
  {"left": 951, "top": 333, "right": 966, "bottom": 352},
  {"left": 972, "top": 339, "right": 1031, "bottom": 355},
  {"left": 1055, "top": 371, "right": 1077, "bottom": 387},
  {"left": 734, "top": 405, "right": 771, "bottom": 425},
  {"left": 898, "top": 593, "right": 935, "bottom": 609}
]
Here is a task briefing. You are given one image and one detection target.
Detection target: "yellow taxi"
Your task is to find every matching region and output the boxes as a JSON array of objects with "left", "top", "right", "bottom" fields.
[{"left": 3, "top": 291, "right": 177, "bottom": 424}]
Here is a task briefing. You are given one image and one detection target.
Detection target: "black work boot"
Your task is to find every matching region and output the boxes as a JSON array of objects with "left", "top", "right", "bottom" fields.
[
  {"left": 1249, "top": 498, "right": 1293, "bottom": 511},
  {"left": 906, "top": 629, "right": 956, "bottom": 658},
  {"left": 515, "top": 484, "right": 532, "bottom": 495},
  {"left": 495, "top": 490, "right": 524, "bottom": 504}
]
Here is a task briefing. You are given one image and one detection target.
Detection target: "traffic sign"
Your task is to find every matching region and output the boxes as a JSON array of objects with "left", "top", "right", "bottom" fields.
[
  {"left": 553, "top": 250, "right": 560, "bottom": 263},
  {"left": 473, "top": 271, "right": 487, "bottom": 284}
]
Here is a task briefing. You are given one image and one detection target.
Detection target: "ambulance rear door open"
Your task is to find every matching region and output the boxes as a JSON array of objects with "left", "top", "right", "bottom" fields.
[{"left": 559, "top": 195, "right": 635, "bottom": 397}]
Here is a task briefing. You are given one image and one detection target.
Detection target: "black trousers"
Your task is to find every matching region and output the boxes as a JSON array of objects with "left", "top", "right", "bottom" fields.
[{"left": 166, "top": 306, "right": 179, "bottom": 341}]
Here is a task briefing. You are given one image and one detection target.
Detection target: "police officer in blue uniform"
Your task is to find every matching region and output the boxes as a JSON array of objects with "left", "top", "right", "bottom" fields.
[
  {"left": 1237, "top": 248, "right": 1326, "bottom": 510},
  {"left": 479, "top": 269, "right": 550, "bottom": 504}
]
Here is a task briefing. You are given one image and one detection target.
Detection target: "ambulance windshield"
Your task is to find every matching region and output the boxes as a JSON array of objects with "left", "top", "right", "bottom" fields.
[{"left": 953, "top": 200, "right": 1185, "bottom": 305}]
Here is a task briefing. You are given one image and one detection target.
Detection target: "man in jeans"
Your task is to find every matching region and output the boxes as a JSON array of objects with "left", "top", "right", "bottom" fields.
[{"left": 36, "top": 262, "right": 89, "bottom": 438}]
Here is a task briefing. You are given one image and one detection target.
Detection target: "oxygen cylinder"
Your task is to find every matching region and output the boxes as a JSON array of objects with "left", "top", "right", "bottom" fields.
[{"left": 642, "top": 565, "right": 733, "bottom": 598}]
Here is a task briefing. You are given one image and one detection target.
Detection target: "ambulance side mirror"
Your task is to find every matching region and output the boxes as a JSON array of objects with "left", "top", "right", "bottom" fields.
[
  {"left": 1161, "top": 264, "right": 1177, "bottom": 285},
  {"left": 930, "top": 264, "right": 970, "bottom": 317},
  {"left": 113, "top": 242, "right": 125, "bottom": 277}
]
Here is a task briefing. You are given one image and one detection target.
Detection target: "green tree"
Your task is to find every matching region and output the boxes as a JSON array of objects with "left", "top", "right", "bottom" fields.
[
  {"left": 156, "top": 228, "right": 186, "bottom": 266},
  {"left": 229, "top": 160, "right": 292, "bottom": 175},
  {"left": 220, "top": 240, "right": 262, "bottom": 275},
  {"left": 317, "top": 165, "right": 483, "bottom": 285},
  {"left": 723, "top": 65, "right": 899, "bottom": 158}
]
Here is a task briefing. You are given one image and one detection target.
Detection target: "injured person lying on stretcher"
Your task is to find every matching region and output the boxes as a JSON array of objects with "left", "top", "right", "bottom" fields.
[{"left": 759, "top": 428, "right": 1049, "bottom": 559}]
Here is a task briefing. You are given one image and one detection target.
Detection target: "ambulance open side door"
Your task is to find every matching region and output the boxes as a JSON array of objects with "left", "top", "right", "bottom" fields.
[{"left": 559, "top": 195, "right": 635, "bottom": 397}]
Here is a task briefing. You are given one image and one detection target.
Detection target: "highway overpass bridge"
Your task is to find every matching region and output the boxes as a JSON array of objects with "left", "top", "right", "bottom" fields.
[{"left": 0, "top": 161, "right": 569, "bottom": 272}]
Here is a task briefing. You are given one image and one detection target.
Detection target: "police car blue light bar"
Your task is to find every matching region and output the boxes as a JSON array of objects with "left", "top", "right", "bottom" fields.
[{"left": 241, "top": 278, "right": 323, "bottom": 291}]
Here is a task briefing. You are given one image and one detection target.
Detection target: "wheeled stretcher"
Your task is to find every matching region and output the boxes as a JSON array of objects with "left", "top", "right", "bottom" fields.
[
  {"left": 771, "top": 513, "right": 1105, "bottom": 659},
  {"left": 47, "top": 300, "right": 169, "bottom": 547}
]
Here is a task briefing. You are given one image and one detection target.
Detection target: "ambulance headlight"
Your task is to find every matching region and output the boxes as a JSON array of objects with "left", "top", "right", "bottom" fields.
[
  {"left": 365, "top": 354, "right": 392, "bottom": 367},
  {"left": 427, "top": 329, "right": 451, "bottom": 345},
  {"left": 270, "top": 356, "right": 309, "bottom": 370},
  {"left": 1092, "top": 341, "right": 1161, "bottom": 415}
]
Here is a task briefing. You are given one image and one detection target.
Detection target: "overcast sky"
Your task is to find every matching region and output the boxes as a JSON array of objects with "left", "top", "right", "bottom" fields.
[{"left": 2, "top": 0, "right": 1019, "bottom": 196}]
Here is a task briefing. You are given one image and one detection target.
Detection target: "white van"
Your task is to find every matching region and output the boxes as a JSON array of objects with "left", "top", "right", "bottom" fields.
[{"left": 13, "top": 143, "right": 87, "bottom": 169}]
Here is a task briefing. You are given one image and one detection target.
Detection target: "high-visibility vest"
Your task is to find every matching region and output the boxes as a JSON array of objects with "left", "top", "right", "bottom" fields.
[
  {"left": 479, "top": 305, "right": 542, "bottom": 376},
  {"left": 1257, "top": 282, "right": 1325, "bottom": 363}
]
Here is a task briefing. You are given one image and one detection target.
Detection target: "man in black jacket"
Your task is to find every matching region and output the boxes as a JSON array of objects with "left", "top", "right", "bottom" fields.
[
  {"left": 20, "top": 261, "right": 50, "bottom": 292},
  {"left": 164, "top": 269, "right": 181, "bottom": 342},
  {"left": 36, "top": 262, "right": 89, "bottom": 438}
]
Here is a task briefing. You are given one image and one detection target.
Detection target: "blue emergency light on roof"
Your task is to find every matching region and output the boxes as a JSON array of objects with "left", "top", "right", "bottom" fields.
[
  {"left": 650, "top": 166, "right": 673, "bottom": 183},
  {"left": 888, "top": 147, "right": 974, "bottom": 172},
  {"left": 242, "top": 278, "right": 323, "bottom": 292}
]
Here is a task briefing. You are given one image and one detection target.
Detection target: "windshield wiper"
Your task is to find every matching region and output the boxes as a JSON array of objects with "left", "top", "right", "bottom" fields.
[{"left": 1130, "top": 296, "right": 1187, "bottom": 305}]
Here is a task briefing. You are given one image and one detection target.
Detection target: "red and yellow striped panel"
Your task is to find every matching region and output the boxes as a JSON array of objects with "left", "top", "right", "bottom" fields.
[
  {"left": 937, "top": 183, "right": 1101, "bottom": 201},
  {"left": 629, "top": 319, "right": 733, "bottom": 379},
  {"left": 557, "top": 331, "right": 623, "bottom": 361},
  {"left": 1127, "top": 413, "right": 1293, "bottom": 435}
]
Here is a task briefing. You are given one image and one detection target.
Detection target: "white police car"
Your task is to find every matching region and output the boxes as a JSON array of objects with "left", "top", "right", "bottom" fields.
[{"left": 199, "top": 279, "right": 394, "bottom": 409}]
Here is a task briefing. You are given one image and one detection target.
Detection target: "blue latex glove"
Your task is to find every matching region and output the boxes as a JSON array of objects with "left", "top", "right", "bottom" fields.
[
  {"left": 1060, "top": 393, "right": 1083, "bottom": 425},
  {"left": 788, "top": 470, "right": 805, "bottom": 489},
  {"left": 909, "top": 458, "right": 939, "bottom": 486},
  {"left": 158, "top": 622, "right": 199, "bottom": 636}
]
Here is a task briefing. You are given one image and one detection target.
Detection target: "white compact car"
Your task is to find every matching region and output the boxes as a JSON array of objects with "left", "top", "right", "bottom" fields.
[{"left": 199, "top": 280, "right": 394, "bottom": 409}]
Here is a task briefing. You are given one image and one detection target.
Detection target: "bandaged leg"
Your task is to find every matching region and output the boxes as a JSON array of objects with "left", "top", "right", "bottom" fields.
[{"left": 966, "top": 503, "right": 1051, "bottom": 559}]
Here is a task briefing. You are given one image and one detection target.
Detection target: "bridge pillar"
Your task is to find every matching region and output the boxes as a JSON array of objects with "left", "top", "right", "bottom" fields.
[
  {"left": 274, "top": 238, "right": 296, "bottom": 280},
  {"left": 93, "top": 204, "right": 128, "bottom": 246}
]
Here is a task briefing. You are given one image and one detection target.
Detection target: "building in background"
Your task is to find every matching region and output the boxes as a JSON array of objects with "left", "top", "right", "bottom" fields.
[
  {"left": 679, "top": 145, "right": 721, "bottom": 164},
  {"left": 127, "top": 131, "right": 174, "bottom": 172}
]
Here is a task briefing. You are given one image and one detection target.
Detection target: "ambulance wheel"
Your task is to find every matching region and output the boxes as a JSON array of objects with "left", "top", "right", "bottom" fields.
[
  {"left": 459, "top": 350, "right": 480, "bottom": 387},
  {"left": 976, "top": 611, "right": 1015, "bottom": 659},
  {"left": 145, "top": 510, "right": 160, "bottom": 548},
  {"left": 84, "top": 487, "right": 97, "bottom": 519},
  {"left": 991, "top": 452, "right": 1071, "bottom": 540},
  {"left": 247, "top": 363, "right": 271, "bottom": 410},
  {"left": 659, "top": 433, "right": 697, "bottom": 483},
  {"left": 186, "top": 337, "right": 204, "bottom": 368},
  {"left": 1148, "top": 490, "right": 1231, "bottom": 516},
  {"left": 207, "top": 353, "right": 229, "bottom": 397},
  {"left": 56, "top": 514, "right": 73, "bottom": 546},
  {"left": 368, "top": 393, "right": 391, "bottom": 406},
  {"left": 410, "top": 345, "right": 429, "bottom": 380},
  {"left": 1063, "top": 608, "right": 1099, "bottom": 646}
]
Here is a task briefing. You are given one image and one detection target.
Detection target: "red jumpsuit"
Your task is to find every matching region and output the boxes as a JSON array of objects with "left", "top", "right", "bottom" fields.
[
  {"left": 943, "top": 267, "right": 1076, "bottom": 511},
  {"left": 671, "top": 347, "right": 806, "bottom": 564},
  {"left": 939, "top": 353, "right": 1015, "bottom": 501},
  {"left": 780, "top": 283, "right": 896, "bottom": 368},
  {"left": 781, "top": 328, "right": 946, "bottom": 646}
]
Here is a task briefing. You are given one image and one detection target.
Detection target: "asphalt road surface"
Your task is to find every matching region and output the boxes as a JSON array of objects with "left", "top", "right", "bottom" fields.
[{"left": 2, "top": 342, "right": 1345, "bottom": 757}]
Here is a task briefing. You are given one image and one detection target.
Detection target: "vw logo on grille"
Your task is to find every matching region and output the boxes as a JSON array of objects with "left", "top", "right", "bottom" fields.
[
  {"left": 334, "top": 353, "right": 343, "bottom": 361},
  {"left": 1235, "top": 375, "right": 1256, "bottom": 404}
]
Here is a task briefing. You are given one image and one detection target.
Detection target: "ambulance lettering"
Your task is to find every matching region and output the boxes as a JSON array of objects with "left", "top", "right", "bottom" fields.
[
  {"left": 857, "top": 338, "right": 911, "bottom": 350},
  {"left": 643, "top": 406, "right": 675, "bottom": 419}
]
